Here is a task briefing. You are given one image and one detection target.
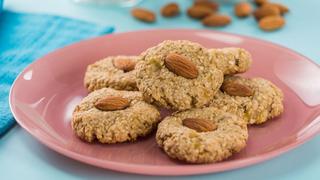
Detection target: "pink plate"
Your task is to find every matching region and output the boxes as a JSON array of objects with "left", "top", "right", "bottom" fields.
[{"left": 9, "top": 29, "right": 320, "bottom": 176}]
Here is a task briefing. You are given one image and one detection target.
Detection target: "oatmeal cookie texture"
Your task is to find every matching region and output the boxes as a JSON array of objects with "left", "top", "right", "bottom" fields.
[
  {"left": 210, "top": 76, "right": 284, "bottom": 124},
  {"left": 72, "top": 88, "right": 160, "bottom": 143},
  {"left": 136, "top": 40, "right": 224, "bottom": 110},
  {"left": 156, "top": 107, "right": 248, "bottom": 163},
  {"left": 209, "top": 48, "right": 252, "bottom": 75},
  {"left": 84, "top": 56, "right": 138, "bottom": 92}
]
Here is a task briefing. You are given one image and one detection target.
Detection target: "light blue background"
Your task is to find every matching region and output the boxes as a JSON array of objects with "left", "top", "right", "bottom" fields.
[{"left": 1, "top": 0, "right": 320, "bottom": 179}]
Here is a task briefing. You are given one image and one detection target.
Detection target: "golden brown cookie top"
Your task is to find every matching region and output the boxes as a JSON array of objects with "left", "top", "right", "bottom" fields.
[
  {"left": 211, "top": 76, "right": 284, "bottom": 124},
  {"left": 209, "top": 48, "right": 252, "bottom": 75},
  {"left": 136, "top": 40, "right": 223, "bottom": 110},
  {"left": 72, "top": 88, "right": 160, "bottom": 143},
  {"left": 156, "top": 106, "right": 248, "bottom": 163},
  {"left": 84, "top": 56, "right": 138, "bottom": 92}
]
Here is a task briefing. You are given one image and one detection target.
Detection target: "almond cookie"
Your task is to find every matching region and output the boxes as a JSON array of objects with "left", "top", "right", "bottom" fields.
[
  {"left": 136, "top": 40, "right": 224, "bottom": 110},
  {"left": 84, "top": 56, "right": 138, "bottom": 92},
  {"left": 72, "top": 88, "right": 160, "bottom": 143},
  {"left": 210, "top": 76, "right": 284, "bottom": 124},
  {"left": 156, "top": 107, "right": 248, "bottom": 163},
  {"left": 209, "top": 48, "right": 252, "bottom": 75}
]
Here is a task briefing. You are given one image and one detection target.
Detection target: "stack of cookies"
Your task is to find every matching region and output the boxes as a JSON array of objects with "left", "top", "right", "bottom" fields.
[{"left": 72, "top": 40, "right": 284, "bottom": 164}]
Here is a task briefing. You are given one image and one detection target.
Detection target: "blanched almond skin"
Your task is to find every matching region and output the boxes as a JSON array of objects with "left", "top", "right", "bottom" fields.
[
  {"left": 253, "top": 4, "right": 280, "bottom": 20},
  {"left": 182, "top": 118, "right": 217, "bottom": 132},
  {"left": 234, "top": 2, "right": 252, "bottom": 18},
  {"left": 202, "top": 14, "right": 231, "bottom": 27},
  {"left": 259, "top": 16, "right": 285, "bottom": 31},
  {"left": 164, "top": 53, "right": 198, "bottom": 79},
  {"left": 161, "top": 3, "right": 180, "bottom": 17},
  {"left": 221, "top": 82, "right": 254, "bottom": 97},
  {"left": 94, "top": 96, "right": 129, "bottom": 111},
  {"left": 194, "top": 0, "right": 219, "bottom": 11},
  {"left": 131, "top": 8, "right": 156, "bottom": 23},
  {"left": 187, "top": 6, "right": 213, "bottom": 19},
  {"left": 113, "top": 58, "right": 136, "bottom": 72}
]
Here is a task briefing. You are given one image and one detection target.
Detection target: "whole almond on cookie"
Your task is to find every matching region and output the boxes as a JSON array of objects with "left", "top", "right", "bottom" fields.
[
  {"left": 131, "top": 8, "right": 156, "bottom": 23},
  {"left": 194, "top": 0, "right": 219, "bottom": 11},
  {"left": 221, "top": 82, "right": 254, "bottom": 97},
  {"left": 113, "top": 58, "right": 136, "bottom": 72},
  {"left": 161, "top": 3, "right": 180, "bottom": 17},
  {"left": 187, "top": 6, "right": 213, "bottom": 19},
  {"left": 202, "top": 14, "right": 231, "bottom": 27},
  {"left": 253, "top": 4, "right": 280, "bottom": 20},
  {"left": 259, "top": 16, "right": 285, "bottom": 31},
  {"left": 94, "top": 96, "right": 129, "bottom": 111},
  {"left": 234, "top": 2, "right": 252, "bottom": 18},
  {"left": 183, "top": 118, "right": 217, "bottom": 132},
  {"left": 164, "top": 53, "right": 198, "bottom": 79}
]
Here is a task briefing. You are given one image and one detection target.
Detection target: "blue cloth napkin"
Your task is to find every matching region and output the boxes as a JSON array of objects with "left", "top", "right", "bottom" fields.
[
  {"left": 0, "top": 0, "right": 3, "bottom": 13},
  {"left": 0, "top": 11, "right": 114, "bottom": 136}
]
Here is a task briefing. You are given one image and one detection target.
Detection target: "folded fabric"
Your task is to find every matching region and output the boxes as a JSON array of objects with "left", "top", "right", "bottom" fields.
[
  {"left": 0, "top": 11, "right": 114, "bottom": 136},
  {"left": 0, "top": 0, "right": 3, "bottom": 13}
]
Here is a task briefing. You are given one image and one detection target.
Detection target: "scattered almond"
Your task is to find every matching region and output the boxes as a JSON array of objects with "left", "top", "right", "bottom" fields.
[
  {"left": 164, "top": 53, "right": 198, "bottom": 79},
  {"left": 266, "top": 3, "right": 289, "bottom": 15},
  {"left": 130, "top": 0, "right": 289, "bottom": 32},
  {"left": 275, "top": 3, "right": 289, "bottom": 15},
  {"left": 182, "top": 118, "right": 217, "bottom": 132},
  {"left": 94, "top": 96, "right": 130, "bottom": 111},
  {"left": 187, "top": 5, "right": 213, "bottom": 19},
  {"left": 221, "top": 82, "right": 254, "bottom": 97},
  {"left": 259, "top": 15, "right": 285, "bottom": 31},
  {"left": 253, "top": 4, "right": 280, "bottom": 20},
  {"left": 131, "top": 8, "right": 156, "bottom": 23},
  {"left": 194, "top": 0, "right": 219, "bottom": 11},
  {"left": 113, "top": 59, "right": 136, "bottom": 72},
  {"left": 234, "top": 2, "right": 252, "bottom": 18},
  {"left": 161, "top": 3, "right": 180, "bottom": 17},
  {"left": 254, "top": 0, "right": 268, "bottom": 6},
  {"left": 202, "top": 14, "right": 231, "bottom": 27}
]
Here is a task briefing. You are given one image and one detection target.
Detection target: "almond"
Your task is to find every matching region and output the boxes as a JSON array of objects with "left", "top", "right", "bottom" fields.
[
  {"left": 182, "top": 118, "right": 217, "bottom": 132},
  {"left": 202, "top": 14, "right": 231, "bottom": 27},
  {"left": 161, "top": 3, "right": 180, "bottom": 17},
  {"left": 254, "top": 0, "right": 268, "bottom": 6},
  {"left": 259, "top": 15, "right": 285, "bottom": 31},
  {"left": 266, "top": 3, "right": 289, "bottom": 15},
  {"left": 275, "top": 3, "right": 289, "bottom": 15},
  {"left": 234, "top": 2, "right": 252, "bottom": 18},
  {"left": 113, "top": 58, "right": 136, "bottom": 72},
  {"left": 194, "top": 0, "right": 219, "bottom": 11},
  {"left": 253, "top": 4, "right": 280, "bottom": 20},
  {"left": 221, "top": 82, "right": 254, "bottom": 97},
  {"left": 94, "top": 96, "right": 129, "bottom": 111},
  {"left": 164, "top": 53, "right": 198, "bottom": 79},
  {"left": 131, "top": 8, "right": 156, "bottom": 23},
  {"left": 187, "top": 5, "right": 213, "bottom": 19}
]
